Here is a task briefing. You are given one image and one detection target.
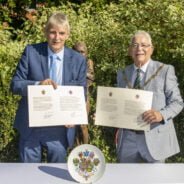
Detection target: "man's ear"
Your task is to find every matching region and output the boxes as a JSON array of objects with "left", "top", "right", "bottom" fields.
[
  {"left": 150, "top": 46, "right": 154, "bottom": 55},
  {"left": 42, "top": 26, "right": 47, "bottom": 38},
  {"left": 128, "top": 47, "right": 132, "bottom": 56},
  {"left": 65, "top": 31, "right": 70, "bottom": 40}
]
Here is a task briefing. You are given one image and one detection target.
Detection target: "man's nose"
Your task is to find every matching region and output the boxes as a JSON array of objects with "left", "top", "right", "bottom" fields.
[
  {"left": 137, "top": 45, "right": 143, "bottom": 50},
  {"left": 55, "top": 32, "right": 60, "bottom": 39}
]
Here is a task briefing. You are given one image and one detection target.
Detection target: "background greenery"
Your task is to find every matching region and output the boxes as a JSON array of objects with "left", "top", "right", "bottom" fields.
[{"left": 0, "top": 0, "right": 184, "bottom": 162}]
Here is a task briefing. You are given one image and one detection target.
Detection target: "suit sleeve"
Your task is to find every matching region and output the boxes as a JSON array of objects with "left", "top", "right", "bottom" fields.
[
  {"left": 76, "top": 57, "right": 87, "bottom": 100},
  {"left": 64, "top": 55, "right": 87, "bottom": 100},
  {"left": 10, "top": 45, "right": 36, "bottom": 96},
  {"left": 76, "top": 57, "right": 87, "bottom": 87},
  {"left": 65, "top": 57, "right": 87, "bottom": 87},
  {"left": 117, "top": 69, "right": 124, "bottom": 87},
  {"left": 159, "top": 65, "right": 184, "bottom": 123}
]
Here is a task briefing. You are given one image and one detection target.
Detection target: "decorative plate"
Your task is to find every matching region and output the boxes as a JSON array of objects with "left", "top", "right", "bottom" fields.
[{"left": 67, "top": 144, "right": 106, "bottom": 183}]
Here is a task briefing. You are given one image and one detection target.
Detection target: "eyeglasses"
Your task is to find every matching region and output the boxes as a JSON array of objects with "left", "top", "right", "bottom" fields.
[
  {"left": 77, "top": 50, "right": 85, "bottom": 54},
  {"left": 131, "top": 43, "right": 151, "bottom": 49}
]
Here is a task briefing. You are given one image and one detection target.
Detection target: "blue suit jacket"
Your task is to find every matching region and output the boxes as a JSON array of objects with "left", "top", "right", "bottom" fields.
[{"left": 11, "top": 42, "right": 87, "bottom": 141}]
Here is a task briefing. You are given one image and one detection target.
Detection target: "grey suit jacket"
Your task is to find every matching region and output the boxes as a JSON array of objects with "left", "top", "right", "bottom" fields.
[
  {"left": 117, "top": 59, "right": 183, "bottom": 160},
  {"left": 11, "top": 42, "right": 87, "bottom": 140}
]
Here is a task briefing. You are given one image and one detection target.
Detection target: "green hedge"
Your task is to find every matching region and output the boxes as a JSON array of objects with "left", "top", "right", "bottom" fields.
[{"left": 0, "top": 1, "right": 184, "bottom": 162}]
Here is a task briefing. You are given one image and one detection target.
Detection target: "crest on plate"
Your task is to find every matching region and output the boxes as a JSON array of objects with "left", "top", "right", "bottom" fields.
[{"left": 72, "top": 149, "right": 100, "bottom": 181}]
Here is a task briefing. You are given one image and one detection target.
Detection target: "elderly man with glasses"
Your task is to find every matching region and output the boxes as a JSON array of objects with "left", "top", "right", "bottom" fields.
[{"left": 116, "top": 30, "right": 183, "bottom": 163}]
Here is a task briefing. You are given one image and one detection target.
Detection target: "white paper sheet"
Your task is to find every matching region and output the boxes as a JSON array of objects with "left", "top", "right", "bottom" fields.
[
  {"left": 95, "top": 86, "right": 153, "bottom": 130},
  {"left": 28, "top": 85, "right": 88, "bottom": 127}
]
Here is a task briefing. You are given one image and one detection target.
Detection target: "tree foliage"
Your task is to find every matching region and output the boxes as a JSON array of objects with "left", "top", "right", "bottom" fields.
[{"left": 0, "top": 0, "right": 184, "bottom": 162}]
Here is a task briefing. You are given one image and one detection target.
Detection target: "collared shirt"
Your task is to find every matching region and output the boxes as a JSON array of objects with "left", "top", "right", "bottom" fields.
[
  {"left": 131, "top": 59, "right": 151, "bottom": 87},
  {"left": 48, "top": 47, "right": 64, "bottom": 85}
]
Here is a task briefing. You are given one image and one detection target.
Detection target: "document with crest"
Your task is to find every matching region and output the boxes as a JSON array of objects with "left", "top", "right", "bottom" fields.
[
  {"left": 95, "top": 86, "right": 153, "bottom": 130},
  {"left": 28, "top": 85, "right": 88, "bottom": 127}
]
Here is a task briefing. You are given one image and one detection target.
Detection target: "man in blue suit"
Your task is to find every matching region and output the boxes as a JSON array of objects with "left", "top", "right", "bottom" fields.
[
  {"left": 116, "top": 31, "right": 183, "bottom": 163},
  {"left": 11, "top": 12, "right": 87, "bottom": 162}
]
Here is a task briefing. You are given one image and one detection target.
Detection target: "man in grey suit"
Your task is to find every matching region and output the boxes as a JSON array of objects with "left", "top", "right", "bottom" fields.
[
  {"left": 11, "top": 12, "right": 87, "bottom": 162},
  {"left": 116, "top": 30, "right": 183, "bottom": 163}
]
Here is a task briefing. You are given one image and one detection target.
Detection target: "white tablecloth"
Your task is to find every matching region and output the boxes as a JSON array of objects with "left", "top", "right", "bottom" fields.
[{"left": 1, "top": 163, "right": 184, "bottom": 184}]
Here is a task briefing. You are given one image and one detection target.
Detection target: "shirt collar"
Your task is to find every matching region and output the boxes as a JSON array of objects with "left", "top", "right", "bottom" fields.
[
  {"left": 133, "top": 59, "right": 151, "bottom": 73},
  {"left": 48, "top": 47, "right": 64, "bottom": 61}
]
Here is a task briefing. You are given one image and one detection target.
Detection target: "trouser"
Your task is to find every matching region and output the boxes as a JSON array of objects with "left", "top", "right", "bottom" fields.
[
  {"left": 67, "top": 127, "right": 76, "bottom": 149},
  {"left": 117, "top": 129, "right": 164, "bottom": 163},
  {"left": 19, "top": 127, "right": 68, "bottom": 163}
]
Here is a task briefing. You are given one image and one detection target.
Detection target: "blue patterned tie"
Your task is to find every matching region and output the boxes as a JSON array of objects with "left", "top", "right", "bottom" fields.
[
  {"left": 133, "top": 68, "right": 141, "bottom": 89},
  {"left": 50, "top": 55, "right": 57, "bottom": 83}
]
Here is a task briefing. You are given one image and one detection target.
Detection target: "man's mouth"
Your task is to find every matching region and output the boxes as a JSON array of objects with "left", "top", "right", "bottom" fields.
[
  {"left": 136, "top": 53, "right": 144, "bottom": 56},
  {"left": 53, "top": 41, "right": 61, "bottom": 44}
]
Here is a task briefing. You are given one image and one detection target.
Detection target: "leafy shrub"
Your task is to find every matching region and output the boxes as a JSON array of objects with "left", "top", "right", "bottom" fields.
[
  {"left": 0, "top": 0, "right": 184, "bottom": 162},
  {"left": 0, "top": 39, "right": 25, "bottom": 161}
]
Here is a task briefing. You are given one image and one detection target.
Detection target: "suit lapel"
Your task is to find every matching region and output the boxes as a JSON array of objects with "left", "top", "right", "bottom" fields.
[
  {"left": 144, "top": 60, "right": 156, "bottom": 90},
  {"left": 125, "top": 65, "right": 134, "bottom": 88},
  {"left": 40, "top": 43, "right": 49, "bottom": 79},
  {"left": 62, "top": 47, "right": 73, "bottom": 85}
]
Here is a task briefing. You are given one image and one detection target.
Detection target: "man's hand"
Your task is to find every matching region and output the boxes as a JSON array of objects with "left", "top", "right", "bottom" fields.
[
  {"left": 65, "top": 125, "right": 75, "bottom": 128},
  {"left": 39, "top": 78, "right": 57, "bottom": 89},
  {"left": 142, "top": 109, "right": 163, "bottom": 124}
]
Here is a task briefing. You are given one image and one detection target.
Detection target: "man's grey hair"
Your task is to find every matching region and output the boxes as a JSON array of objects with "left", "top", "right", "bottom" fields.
[
  {"left": 44, "top": 12, "right": 70, "bottom": 34},
  {"left": 130, "top": 30, "right": 152, "bottom": 45}
]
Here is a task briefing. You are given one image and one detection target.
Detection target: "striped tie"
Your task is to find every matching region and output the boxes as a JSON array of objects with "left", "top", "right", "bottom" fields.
[{"left": 133, "top": 68, "right": 141, "bottom": 89}]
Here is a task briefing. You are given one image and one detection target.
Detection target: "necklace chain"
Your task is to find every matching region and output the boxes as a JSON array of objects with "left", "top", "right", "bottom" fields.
[{"left": 122, "top": 64, "right": 164, "bottom": 89}]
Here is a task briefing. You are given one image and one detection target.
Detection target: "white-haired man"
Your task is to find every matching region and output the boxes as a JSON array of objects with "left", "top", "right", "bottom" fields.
[{"left": 116, "top": 30, "right": 183, "bottom": 163}]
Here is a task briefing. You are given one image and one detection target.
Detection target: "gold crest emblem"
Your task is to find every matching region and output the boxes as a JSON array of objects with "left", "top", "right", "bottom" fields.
[{"left": 41, "top": 90, "right": 46, "bottom": 95}]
